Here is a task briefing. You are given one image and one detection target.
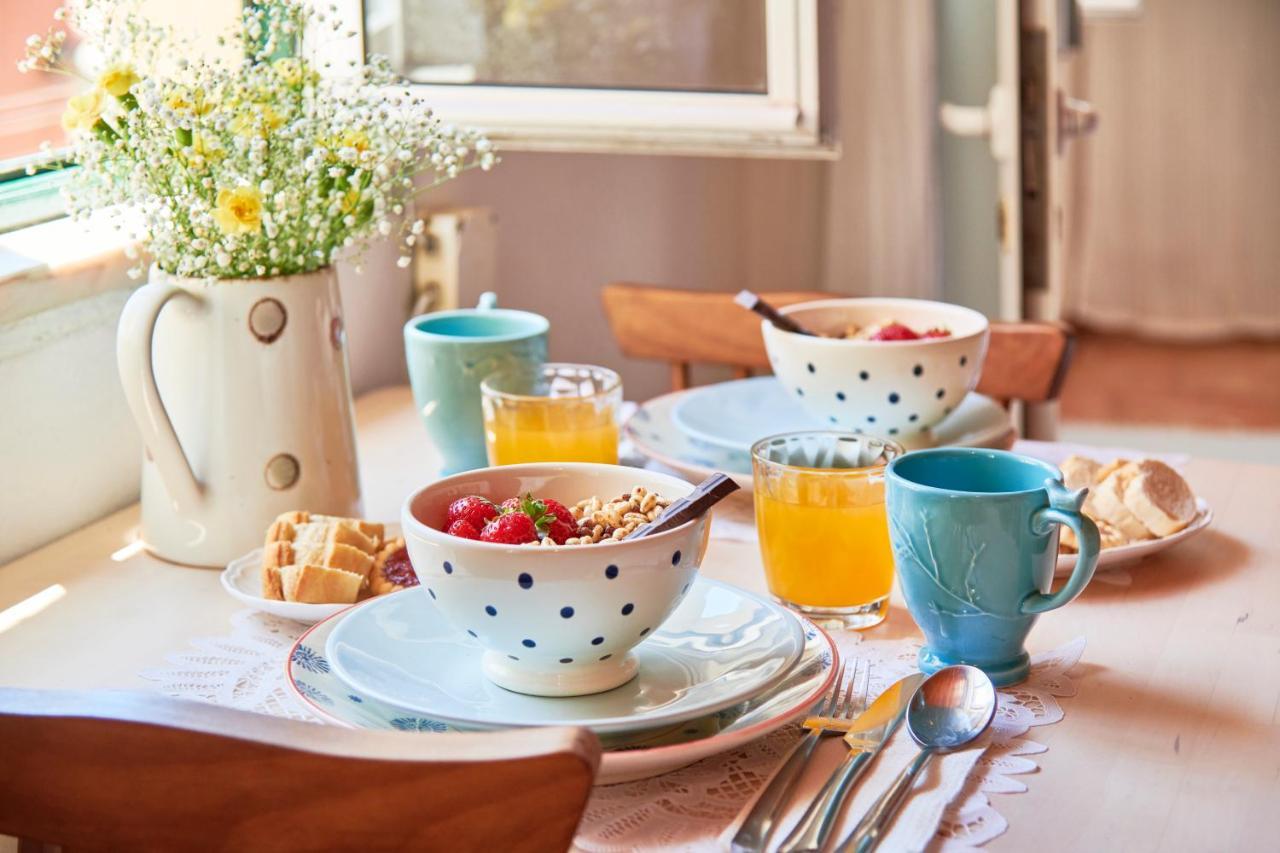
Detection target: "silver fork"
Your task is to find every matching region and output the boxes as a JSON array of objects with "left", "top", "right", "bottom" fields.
[{"left": 730, "top": 659, "right": 871, "bottom": 852}]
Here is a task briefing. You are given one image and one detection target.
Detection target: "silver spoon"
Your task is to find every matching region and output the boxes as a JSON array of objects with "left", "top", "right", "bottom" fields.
[{"left": 840, "top": 665, "right": 997, "bottom": 853}]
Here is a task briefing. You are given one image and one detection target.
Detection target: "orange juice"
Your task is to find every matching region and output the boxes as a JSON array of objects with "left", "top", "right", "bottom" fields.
[
  {"left": 752, "top": 432, "right": 901, "bottom": 629},
  {"left": 755, "top": 472, "right": 893, "bottom": 609},
  {"left": 485, "top": 399, "right": 619, "bottom": 465}
]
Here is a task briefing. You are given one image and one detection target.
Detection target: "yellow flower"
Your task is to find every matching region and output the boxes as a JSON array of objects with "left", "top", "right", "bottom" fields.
[
  {"left": 61, "top": 88, "right": 105, "bottom": 133},
  {"left": 272, "top": 57, "right": 313, "bottom": 87},
  {"left": 213, "top": 186, "right": 263, "bottom": 236},
  {"left": 97, "top": 63, "right": 140, "bottom": 97},
  {"left": 230, "top": 102, "right": 284, "bottom": 136},
  {"left": 340, "top": 188, "right": 362, "bottom": 214},
  {"left": 164, "top": 86, "right": 215, "bottom": 116}
]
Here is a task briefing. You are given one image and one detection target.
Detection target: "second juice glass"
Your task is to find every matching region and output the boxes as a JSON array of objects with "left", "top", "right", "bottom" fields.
[
  {"left": 481, "top": 363, "right": 621, "bottom": 465},
  {"left": 752, "top": 432, "right": 902, "bottom": 629}
]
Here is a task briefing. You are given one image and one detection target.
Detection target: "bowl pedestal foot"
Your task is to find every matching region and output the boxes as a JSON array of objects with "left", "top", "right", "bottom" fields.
[{"left": 481, "top": 650, "right": 639, "bottom": 697}]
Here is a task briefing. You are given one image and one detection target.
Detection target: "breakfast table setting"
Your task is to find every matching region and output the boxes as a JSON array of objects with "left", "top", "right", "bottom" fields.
[{"left": 3, "top": 285, "right": 1279, "bottom": 853}]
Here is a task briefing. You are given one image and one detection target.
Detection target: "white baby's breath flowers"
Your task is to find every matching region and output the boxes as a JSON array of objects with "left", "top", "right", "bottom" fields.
[{"left": 18, "top": 0, "right": 495, "bottom": 280}]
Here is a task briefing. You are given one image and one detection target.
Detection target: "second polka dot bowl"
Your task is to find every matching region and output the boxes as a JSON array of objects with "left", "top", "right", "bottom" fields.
[
  {"left": 761, "top": 297, "right": 989, "bottom": 443},
  {"left": 400, "top": 463, "right": 711, "bottom": 698}
]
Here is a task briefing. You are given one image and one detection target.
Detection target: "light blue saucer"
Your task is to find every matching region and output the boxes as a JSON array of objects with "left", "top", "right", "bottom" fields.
[{"left": 322, "top": 578, "right": 805, "bottom": 735}]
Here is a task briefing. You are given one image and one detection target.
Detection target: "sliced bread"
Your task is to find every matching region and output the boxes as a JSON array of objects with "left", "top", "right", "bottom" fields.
[{"left": 1122, "top": 459, "right": 1197, "bottom": 537}]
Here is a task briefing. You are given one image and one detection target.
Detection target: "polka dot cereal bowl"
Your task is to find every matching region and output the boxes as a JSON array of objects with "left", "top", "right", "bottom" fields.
[
  {"left": 400, "top": 463, "right": 711, "bottom": 698},
  {"left": 762, "top": 298, "right": 989, "bottom": 443}
]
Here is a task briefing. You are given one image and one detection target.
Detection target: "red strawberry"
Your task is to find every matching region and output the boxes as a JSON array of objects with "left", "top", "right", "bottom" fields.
[
  {"left": 922, "top": 327, "right": 951, "bottom": 339},
  {"left": 546, "top": 518, "right": 576, "bottom": 545},
  {"left": 499, "top": 496, "right": 524, "bottom": 514},
  {"left": 540, "top": 498, "right": 574, "bottom": 526},
  {"left": 869, "top": 322, "right": 920, "bottom": 342},
  {"left": 481, "top": 512, "right": 539, "bottom": 545},
  {"left": 447, "top": 495, "right": 498, "bottom": 530},
  {"left": 446, "top": 519, "right": 481, "bottom": 540}
]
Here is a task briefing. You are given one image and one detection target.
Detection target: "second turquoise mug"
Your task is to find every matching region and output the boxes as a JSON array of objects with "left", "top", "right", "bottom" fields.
[
  {"left": 404, "top": 293, "right": 548, "bottom": 474},
  {"left": 886, "top": 448, "right": 1100, "bottom": 686}
]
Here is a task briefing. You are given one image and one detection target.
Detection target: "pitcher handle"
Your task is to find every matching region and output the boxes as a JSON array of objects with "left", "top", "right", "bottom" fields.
[
  {"left": 117, "top": 281, "right": 203, "bottom": 513},
  {"left": 1021, "top": 479, "right": 1100, "bottom": 615}
]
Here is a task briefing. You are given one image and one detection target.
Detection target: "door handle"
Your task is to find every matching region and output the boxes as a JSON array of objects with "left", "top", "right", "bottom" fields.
[
  {"left": 1058, "top": 92, "right": 1099, "bottom": 148},
  {"left": 939, "top": 85, "right": 1016, "bottom": 163}
]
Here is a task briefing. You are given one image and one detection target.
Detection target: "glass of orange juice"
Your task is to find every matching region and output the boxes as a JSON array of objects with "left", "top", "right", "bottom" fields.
[
  {"left": 481, "top": 363, "right": 621, "bottom": 465},
  {"left": 752, "top": 432, "right": 903, "bottom": 630}
]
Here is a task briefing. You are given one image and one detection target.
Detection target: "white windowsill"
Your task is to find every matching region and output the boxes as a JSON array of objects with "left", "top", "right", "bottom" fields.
[{"left": 0, "top": 215, "right": 137, "bottom": 326}]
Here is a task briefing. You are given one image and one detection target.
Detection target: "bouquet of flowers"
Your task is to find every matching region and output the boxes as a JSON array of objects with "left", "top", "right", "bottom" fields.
[{"left": 19, "top": 0, "right": 495, "bottom": 280}]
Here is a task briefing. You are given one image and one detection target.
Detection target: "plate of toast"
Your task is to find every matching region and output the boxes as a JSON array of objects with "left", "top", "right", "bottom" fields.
[
  {"left": 220, "top": 511, "right": 419, "bottom": 624},
  {"left": 1055, "top": 455, "right": 1212, "bottom": 575}
]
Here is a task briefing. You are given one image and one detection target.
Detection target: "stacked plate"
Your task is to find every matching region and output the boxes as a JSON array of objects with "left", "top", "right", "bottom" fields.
[
  {"left": 623, "top": 376, "right": 1017, "bottom": 492},
  {"left": 286, "top": 577, "right": 837, "bottom": 784}
]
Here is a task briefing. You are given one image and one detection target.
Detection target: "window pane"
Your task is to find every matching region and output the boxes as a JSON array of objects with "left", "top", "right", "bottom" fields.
[
  {"left": 0, "top": 0, "right": 77, "bottom": 165},
  {"left": 366, "top": 0, "right": 768, "bottom": 93}
]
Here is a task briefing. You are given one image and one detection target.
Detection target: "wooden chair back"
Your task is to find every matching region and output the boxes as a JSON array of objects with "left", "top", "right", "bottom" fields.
[
  {"left": 601, "top": 283, "right": 1074, "bottom": 403},
  {"left": 0, "top": 688, "right": 599, "bottom": 852}
]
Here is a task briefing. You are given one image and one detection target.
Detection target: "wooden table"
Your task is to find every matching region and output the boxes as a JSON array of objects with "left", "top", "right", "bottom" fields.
[{"left": 2, "top": 387, "right": 1277, "bottom": 851}]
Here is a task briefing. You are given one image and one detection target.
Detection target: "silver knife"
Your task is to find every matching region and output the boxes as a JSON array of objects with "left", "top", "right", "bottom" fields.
[{"left": 777, "top": 673, "right": 926, "bottom": 853}]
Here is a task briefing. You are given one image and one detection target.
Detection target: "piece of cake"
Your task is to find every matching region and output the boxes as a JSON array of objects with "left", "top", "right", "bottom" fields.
[{"left": 1122, "top": 459, "right": 1198, "bottom": 537}]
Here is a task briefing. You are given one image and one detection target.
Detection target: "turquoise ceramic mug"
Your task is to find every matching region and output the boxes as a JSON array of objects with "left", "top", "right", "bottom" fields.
[
  {"left": 886, "top": 448, "right": 1100, "bottom": 686},
  {"left": 404, "top": 293, "right": 548, "bottom": 474}
]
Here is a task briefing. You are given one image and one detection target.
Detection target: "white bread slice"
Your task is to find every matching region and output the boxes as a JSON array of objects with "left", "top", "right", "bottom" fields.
[
  {"left": 1089, "top": 463, "right": 1154, "bottom": 542},
  {"left": 1059, "top": 517, "right": 1128, "bottom": 553},
  {"left": 1061, "top": 455, "right": 1101, "bottom": 492},
  {"left": 281, "top": 564, "right": 363, "bottom": 604},
  {"left": 1122, "top": 459, "right": 1197, "bottom": 537}
]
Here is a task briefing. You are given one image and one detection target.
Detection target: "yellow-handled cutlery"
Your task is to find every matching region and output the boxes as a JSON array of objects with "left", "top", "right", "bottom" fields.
[{"left": 777, "top": 672, "right": 926, "bottom": 853}]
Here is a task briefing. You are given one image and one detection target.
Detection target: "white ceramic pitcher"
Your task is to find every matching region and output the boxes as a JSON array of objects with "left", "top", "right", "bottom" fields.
[{"left": 117, "top": 265, "right": 362, "bottom": 567}]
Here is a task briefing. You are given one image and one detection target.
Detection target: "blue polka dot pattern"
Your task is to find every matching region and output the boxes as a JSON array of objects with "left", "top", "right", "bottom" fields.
[
  {"left": 560, "top": 606, "right": 574, "bottom": 619},
  {"left": 466, "top": 629, "right": 477, "bottom": 637},
  {"left": 909, "top": 414, "right": 918, "bottom": 422},
  {"left": 936, "top": 388, "right": 945, "bottom": 399},
  {"left": 829, "top": 416, "right": 838, "bottom": 424},
  {"left": 796, "top": 387, "right": 805, "bottom": 397},
  {"left": 605, "top": 564, "right": 619, "bottom": 579},
  {"left": 600, "top": 654, "right": 612, "bottom": 661},
  {"left": 672, "top": 550, "right": 681, "bottom": 565},
  {"left": 559, "top": 657, "right": 573, "bottom": 664},
  {"left": 591, "top": 636, "right": 604, "bottom": 645},
  {"left": 913, "top": 364, "right": 923, "bottom": 377},
  {"left": 443, "top": 561, "right": 453, "bottom": 574},
  {"left": 508, "top": 654, "right": 519, "bottom": 661},
  {"left": 428, "top": 588, "right": 436, "bottom": 599},
  {"left": 640, "top": 627, "right": 650, "bottom": 636},
  {"left": 621, "top": 603, "right": 634, "bottom": 615},
  {"left": 836, "top": 391, "right": 846, "bottom": 401},
  {"left": 960, "top": 355, "right": 968, "bottom": 366},
  {"left": 807, "top": 362, "right": 816, "bottom": 373},
  {"left": 485, "top": 605, "right": 497, "bottom": 616},
  {"left": 522, "top": 638, "right": 536, "bottom": 648},
  {"left": 518, "top": 572, "right": 533, "bottom": 589},
  {"left": 888, "top": 392, "right": 900, "bottom": 404},
  {"left": 859, "top": 370, "right": 870, "bottom": 380},
  {"left": 889, "top": 428, "right": 899, "bottom": 435},
  {"left": 867, "top": 415, "right": 876, "bottom": 423}
]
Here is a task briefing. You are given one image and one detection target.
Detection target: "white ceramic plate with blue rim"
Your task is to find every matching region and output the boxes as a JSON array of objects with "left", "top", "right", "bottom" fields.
[
  {"left": 322, "top": 577, "right": 806, "bottom": 736},
  {"left": 624, "top": 381, "right": 1016, "bottom": 493},
  {"left": 288, "top": 584, "right": 836, "bottom": 784}
]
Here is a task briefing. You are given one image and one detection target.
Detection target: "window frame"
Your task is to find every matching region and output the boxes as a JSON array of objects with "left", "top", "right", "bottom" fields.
[{"left": 323, "top": 0, "right": 833, "bottom": 158}]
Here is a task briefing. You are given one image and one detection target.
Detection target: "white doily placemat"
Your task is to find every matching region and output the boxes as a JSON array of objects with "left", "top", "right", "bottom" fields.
[{"left": 140, "top": 610, "right": 1083, "bottom": 852}]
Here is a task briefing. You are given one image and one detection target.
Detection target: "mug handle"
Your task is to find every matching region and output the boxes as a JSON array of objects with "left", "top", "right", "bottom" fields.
[
  {"left": 117, "top": 280, "right": 204, "bottom": 513},
  {"left": 1020, "top": 479, "right": 1100, "bottom": 615},
  {"left": 476, "top": 291, "right": 498, "bottom": 310}
]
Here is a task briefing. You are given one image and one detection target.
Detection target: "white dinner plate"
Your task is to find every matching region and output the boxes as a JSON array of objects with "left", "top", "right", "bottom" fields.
[
  {"left": 286, "top": 599, "right": 838, "bottom": 784},
  {"left": 220, "top": 522, "right": 402, "bottom": 625},
  {"left": 624, "top": 382, "right": 1016, "bottom": 493},
  {"left": 1054, "top": 498, "right": 1213, "bottom": 575},
  {"left": 322, "top": 577, "right": 805, "bottom": 736}
]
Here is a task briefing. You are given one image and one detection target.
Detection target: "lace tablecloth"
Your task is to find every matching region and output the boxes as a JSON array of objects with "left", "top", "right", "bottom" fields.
[{"left": 141, "top": 608, "right": 1083, "bottom": 852}]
